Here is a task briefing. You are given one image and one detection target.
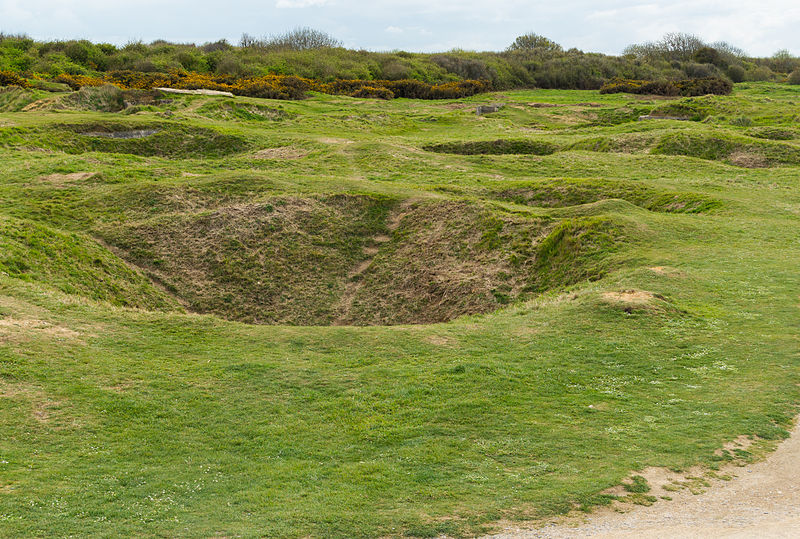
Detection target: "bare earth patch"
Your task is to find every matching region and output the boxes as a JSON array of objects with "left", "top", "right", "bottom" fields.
[
  {"left": 424, "top": 335, "right": 455, "bottom": 347},
  {"left": 0, "top": 379, "right": 62, "bottom": 425},
  {"left": 601, "top": 290, "right": 659, "bottom": 310},
  {"left": 0, "top": 316, "right": 82, "bottom": 342},
  {"left": 253, "top": 147, "right": 309, "bottom": 160},
  {"left": 729, "top": 151, "right": 770, "bottom": 168},
  {"left": 487, "top": 421, "right": 800, "bottom": 538},
  {"left": 648, "top": 266, "right": 683, "bottom": 277},
  {"left": 318, "top": 137, "right": 355, "bottom": 144},
  {"left": 39, "top": 171, "right": 97, "bottom": 186}
]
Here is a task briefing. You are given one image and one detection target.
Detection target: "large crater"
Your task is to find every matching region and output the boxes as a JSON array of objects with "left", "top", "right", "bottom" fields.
[{"left": 96, "top": 194, "right": 631, "bottom": 325}]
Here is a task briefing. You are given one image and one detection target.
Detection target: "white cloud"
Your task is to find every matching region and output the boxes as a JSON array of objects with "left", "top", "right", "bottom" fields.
[
  {"left": 275, "top": 0, "right": 331, "bottom": 7},
  {"left": 0, "top": 0, "right": 797, "bottom": 55}
]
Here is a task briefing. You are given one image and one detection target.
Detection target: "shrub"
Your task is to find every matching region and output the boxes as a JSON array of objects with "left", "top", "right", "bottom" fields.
[
  {"left": 380, "top": 60, "right": 410, "bottom": 80},
  {"left": 600, "top": 77, "right": 731, "bottom": 96},
  {"left": 64, "top": 41, "right": 92, "bottom": 64},
  {"left": 639, "top": 80, "right": 679, "bottom": 96},
  {"left": 693, "top": 46, "right": 723, "bottom": 66},
  {"left": 748, "top": 66, "right": 774, "bottom": 81},
  {"left": 676, "top": 77, "right": 732, "bottom": 96},
  {"left": 0, "top": 70, "right": 28, "bottom": 87},
  {"left": 53, "top": 73, "right": 107, "bottom": 90},
  {"left": 200, "top": 40, "right": 232, "bottom": 53},
  {"left": 682, "top": 62, "right": 718, "bottom": 79},
  {"left": 788, "top": 70, "right": 800, "bottom": 85},
  {"left": 431, "top": 55, "right": 493, "bottom": 80},
  {"left": 351, "top": 86, "right": 394, "bottom": 99},
  {"left": 727, "top": 65, "right": 746, "bottom": 83}
]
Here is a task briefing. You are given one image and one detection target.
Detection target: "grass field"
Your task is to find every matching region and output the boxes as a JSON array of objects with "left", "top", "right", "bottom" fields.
[{"left": 1, "top": 82, "right": 799, "bottom": 537}]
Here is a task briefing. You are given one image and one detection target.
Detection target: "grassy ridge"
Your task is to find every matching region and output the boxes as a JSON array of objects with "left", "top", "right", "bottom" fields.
[{"left": 0, "top": 82, "right": 799, "bottom": 537}]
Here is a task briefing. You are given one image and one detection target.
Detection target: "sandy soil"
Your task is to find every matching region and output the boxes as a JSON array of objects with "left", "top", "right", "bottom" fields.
[{"left": 489, "top": 421, "right": 800, "bottom": 538}]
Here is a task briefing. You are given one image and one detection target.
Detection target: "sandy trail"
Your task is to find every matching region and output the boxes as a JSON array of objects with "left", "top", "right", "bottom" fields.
[{"left": 489, "top": 421, "right": 800, "bottom": 538}]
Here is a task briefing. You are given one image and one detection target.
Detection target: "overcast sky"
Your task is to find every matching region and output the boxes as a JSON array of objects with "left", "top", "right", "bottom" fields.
[{"left": 1, "top": 0, "right": 798, "bottom": 56}]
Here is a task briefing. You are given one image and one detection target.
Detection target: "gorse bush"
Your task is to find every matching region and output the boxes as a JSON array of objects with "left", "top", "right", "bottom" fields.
[
  {"left": 600, "top": 77, "right": 732, "bottom": 96},
  {"left": 0, "top": 70, "right": 29, "bottom": 87},
  {"left": 48, "top": 71, "right": 491, "bottom": 100},
  {"left": 788, "top": 70, "right": 800, "bottom": 85}
]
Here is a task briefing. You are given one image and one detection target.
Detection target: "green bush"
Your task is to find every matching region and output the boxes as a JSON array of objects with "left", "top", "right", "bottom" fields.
[{"left": 727, "top": 65, "right": 746, "bottom": 83}]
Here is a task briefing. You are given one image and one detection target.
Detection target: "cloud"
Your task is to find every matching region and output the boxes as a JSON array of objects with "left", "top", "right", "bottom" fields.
[
  {"left": 0, "top": 0, "right": 797, "bottom": 55},
  {"left": 275, "top": 0, "right": 331, "bottom": 7}
]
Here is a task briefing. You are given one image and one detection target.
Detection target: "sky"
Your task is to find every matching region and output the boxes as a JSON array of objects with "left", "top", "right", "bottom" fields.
[{"left": 1, "top": 0, "right": 798, "bottom": 56}]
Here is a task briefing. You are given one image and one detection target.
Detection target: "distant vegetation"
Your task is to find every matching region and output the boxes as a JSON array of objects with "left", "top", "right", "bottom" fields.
[{"left": 0, "top": 29, "right": 798, "bottom": 95}]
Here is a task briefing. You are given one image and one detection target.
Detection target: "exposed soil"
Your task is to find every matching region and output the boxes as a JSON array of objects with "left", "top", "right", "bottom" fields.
[
  {"left": 487, "top": 421, "right": 800, "bottom": 538},
  {"left": 253, "top": 147, "right": 309, "bottom": 160},
  {"left": 729, "top": 151, "right": 770, "bottom": 168},
  {"left": 39, "top": 172, "right": 97, "bottom": 186}
]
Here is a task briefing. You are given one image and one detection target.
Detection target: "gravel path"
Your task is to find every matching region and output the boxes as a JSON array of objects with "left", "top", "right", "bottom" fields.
[{"left": 489, "top": 421, "right": 800, "bottom": 538}]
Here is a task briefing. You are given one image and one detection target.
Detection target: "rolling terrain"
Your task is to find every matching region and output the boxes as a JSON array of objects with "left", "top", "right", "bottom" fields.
[{"left": 1, "top": 82, "right": 799, "bottom": 537}]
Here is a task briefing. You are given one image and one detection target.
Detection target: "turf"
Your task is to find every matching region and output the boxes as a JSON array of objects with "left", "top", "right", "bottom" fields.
[{"left": 1, "top": 82, "right": 799, "bottom": 537}]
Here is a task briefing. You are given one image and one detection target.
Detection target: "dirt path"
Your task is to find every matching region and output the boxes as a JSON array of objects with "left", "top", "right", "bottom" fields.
[{"left": 489, "top": 421, "right": 800, "bottom": 538}]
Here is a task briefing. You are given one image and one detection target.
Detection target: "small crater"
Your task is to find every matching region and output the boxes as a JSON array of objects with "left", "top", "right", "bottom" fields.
[{"left": 81, "top": 129, "right": 160, "bottom": 139}]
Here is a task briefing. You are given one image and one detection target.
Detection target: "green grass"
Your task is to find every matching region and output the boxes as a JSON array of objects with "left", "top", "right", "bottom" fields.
[{"left": 1, "top": 82, "right": 800, "bottom": 537}]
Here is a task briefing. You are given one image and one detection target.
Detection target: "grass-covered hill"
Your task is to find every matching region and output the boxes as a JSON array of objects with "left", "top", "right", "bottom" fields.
[{"left": 1, "top": 80, "right": 799, "bottom": 537}]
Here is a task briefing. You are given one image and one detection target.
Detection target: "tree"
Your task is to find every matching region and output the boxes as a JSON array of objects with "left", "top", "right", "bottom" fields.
[
  {"left": 772, "top": 49, "right": 797, "bottom": 74},
  {"left": 658, "top": 32, "right": 704, "bottom": 61},
  {"left": 507, "top": 33, "right": 562, "bottom": 53},
  {"left": 245, "top": 28, "right": 342, "bottom": 51}
]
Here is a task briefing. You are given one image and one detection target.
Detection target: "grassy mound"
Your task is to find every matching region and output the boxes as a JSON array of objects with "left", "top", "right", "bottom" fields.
[
  {"left": 424, "top": 139, "right": 558, "bottom": 155},
  {"left": 491, "top": 179, "right": 721, "bottom": 214},
  {"left": 653, "top": 132, "right": 800, "bottom": 166},
  {"left": 0, "top": 87, "right": 49, "bottom": 112},
  {"left": 746, "top": 126, "right": 798, "bottom": 140},
  {"left": 0, "top": 121, "right": 250, "bottom": 158},
  {"left": 527, "top": 216, "right": 628, "bottom": 292},
  {"left": 0, "top": 216, "right": 178, "bottom": 310},
  {"left": 195, "top": 101, "right": 292, "bottom": 122}
]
